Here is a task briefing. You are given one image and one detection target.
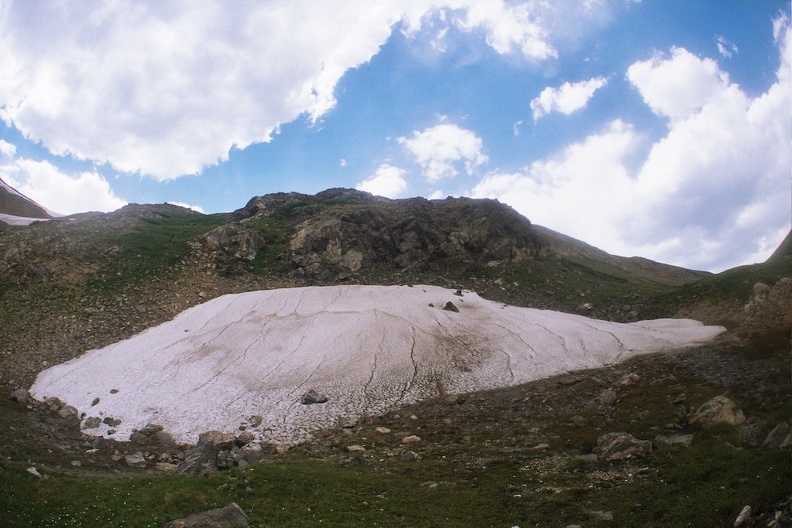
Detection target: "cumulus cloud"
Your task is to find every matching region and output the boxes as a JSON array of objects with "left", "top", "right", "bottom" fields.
[
  {"left": 1, "top": 159, "right": 126, "bottom": 215},
  {"left": 530, "top": 77, "right": 608, "bottom": 120},
  {"left": 472, "top": 120, "right": 639, "bottom": 248},
  {"left": 398, "top": 122, "right": 488, "bottom": 182},
  {"left": 356, "top": 164, "right": 408, "bottom": 198},
  {"left": 627, "top": 47, "right": 728, "bottom": 121},
  {"left": 472, "top": 16, "right": 791, "bottom": 272},
  {"left": 0, "top": 0, "right": 568, "bottom": 181}
]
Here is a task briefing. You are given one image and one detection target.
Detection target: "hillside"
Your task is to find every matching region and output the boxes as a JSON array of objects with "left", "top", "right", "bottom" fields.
[
  {"left": 0, "top": 188, "right": 790, "bottom": 527},
  {"left": 0, "top": 177, "right": 54, "bottom": 226}
]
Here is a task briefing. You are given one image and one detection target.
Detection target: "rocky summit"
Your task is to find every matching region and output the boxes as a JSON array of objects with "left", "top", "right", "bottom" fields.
[{"left": 0, "top": 187, "right": 790, "bottom": 527}]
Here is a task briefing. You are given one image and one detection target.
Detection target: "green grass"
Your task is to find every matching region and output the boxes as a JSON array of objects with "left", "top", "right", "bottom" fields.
[{"left": 2, "top": 439, "right": 788, "bottom": 528}]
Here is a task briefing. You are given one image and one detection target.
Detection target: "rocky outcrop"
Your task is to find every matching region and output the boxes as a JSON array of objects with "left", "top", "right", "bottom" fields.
[
  {"left": 279, "top": 192, "right": 539, "bottom": 280},
  {"left": 594, "top": 432, "right": 651, "bottom": 460}
]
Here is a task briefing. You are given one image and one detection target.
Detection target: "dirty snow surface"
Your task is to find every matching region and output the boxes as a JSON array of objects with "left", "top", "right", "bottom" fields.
[{"left": 31, "top": 285, "right": 725, "bottom": 444}]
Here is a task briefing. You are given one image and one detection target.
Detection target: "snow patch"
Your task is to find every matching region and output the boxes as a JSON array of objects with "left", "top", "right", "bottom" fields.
[{"left": 30, "top": 285, "right": 725, "bottom": 445}]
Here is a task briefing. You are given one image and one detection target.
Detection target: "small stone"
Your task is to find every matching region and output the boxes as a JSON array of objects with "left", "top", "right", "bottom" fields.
[
  {"left": 162, "top": 502, "right": 249, "bottom": 528},
  {"left": 338, "top": 416, "right": 359, "bottom": 428},
  {"left": 124, "top": 452, "right": 147, "bottom": 468},
  {"left": 598, "top": 389, "right": 618, "bottom": 405},
  {"left": 102, "top": 417, "right": 122, "bottom": 427},
  {"left": 375, "top": 427, "right": 391, "bottom": 434},
  {"left": 733, "top": 505, "right": 751, "bottom": 527},
  {"left": 402, "top": 435, "right": 421, "bottom": 444},
  {"left": 91, "top": 397, "right": 100, "bottom": 406},
  {"left": 346, "top": 444, "right": 366, "bottom": 453},
  {"left": 83, "top": 416, "right": 101, "bottom": 429},
  {"left": 399, "top": 450, "right": 421, "bottom": 461},
  {"left": 530, "top": 443, "right": 550, "bottom": 451},
  {"left": 442, "top": 301, "right": 459, "bottom": 312},
  {"left": 619, "top": 373, "right": 640, "bottom": 386},
  {"left": 26, "top": 467, "right": 43, "bottom": 479},
  {"left": 58, "top": 405, "right": 79, "bottom": 419},
  {"left": 301, "top": 389, "right": 328, "bottom": 405},
  {"left": 275, "top": 444, "right": 290, "bottom": 455},
  {"left": 249, "top": 415, "right": 263, "bottom": 427},
  {"left": 109, "top": 389, "right": 119, "bottom": 394}
]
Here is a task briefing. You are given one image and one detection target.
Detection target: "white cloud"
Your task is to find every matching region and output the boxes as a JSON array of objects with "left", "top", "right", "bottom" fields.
[
  {"left": 167, "top": 201, "right": 205, "bottom": 214},
  {"left": 0, "top": 1, "right": 568, "bottom": 181},
  {"left": 398, "top": 122, "right": 488, "bottom": 182},
  {"left": 530, "top": 77, "right": 608, "bottom": 120},
  {"left": 356, "top": 164, "right": 408, "bottom": 198},
  {"left": 1, "top": 158, "right": 126, "bottom": 215},
  {"left": 472, "top": 16, "right": 791, "bottom": 272},
  {"left": 627, "top": 47, "right": 728, "bottom": 121},
  {"left": 453, "top": 0, "right": 557, "bottom": 60},
  {"left": 0, "top": 139, "right": 16, "bottom": 157}
]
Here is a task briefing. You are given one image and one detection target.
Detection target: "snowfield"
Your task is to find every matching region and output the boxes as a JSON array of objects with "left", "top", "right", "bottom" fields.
[{"left": 31, "top": 285, "right": 725, "bottom": 445}]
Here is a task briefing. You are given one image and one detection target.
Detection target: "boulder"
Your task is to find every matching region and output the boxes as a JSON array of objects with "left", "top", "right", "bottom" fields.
[
  {"left": 162, "top": 502, "right": 249, "bottom": 528},
  {"left": 594, "top": 432, "right": 651, "bottom": 461},
  {"left": 597, "top": 389, "right": 618, "bottom": 405},
  {"left": 689, "top": 395, "right": 746, "bottom": 428},
  {"left": 175, "top": 444, "right": 219, "bottom": 476},
  {"left": 9, "top": 388, "right": 31, "bottom": 404},
  {"left": 198, "top": 430, "right": 235, "bottom": 450}
]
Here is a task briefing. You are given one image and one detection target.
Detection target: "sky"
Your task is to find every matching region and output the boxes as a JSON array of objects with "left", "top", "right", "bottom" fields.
[{"left": 0, "top": 1, "right": 790, "bottom": 272}]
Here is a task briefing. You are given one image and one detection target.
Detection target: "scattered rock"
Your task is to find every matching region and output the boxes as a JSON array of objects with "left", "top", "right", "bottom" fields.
[
  {"left": 653, "top": 434, "right": 693, "bottom": 449},
  {"left": 102, "top": 416, "right": 122, "bottom": 427},
  {"left": 375, "top": 427, "right": 391, "bottom": 434},
  {"left": 762, "top": 422, "right": 791, "bottom": 448},
  {"left": 162, "top": 502, "right": 249, "bottom": 528},
  {"left": 57, "top": 405, "right": 79, "bottom": 419},
  {"left": 124, "top": 452, "right": 147, "bottom": 468},
  {"left": 175, "top": 444, "right": 219, "bottom": 476},
  {"left": 26, "top": 466, "right": 43, "bottom": 479},
  {"left": 155, "top": 462, "right": 179, "bottom": 473},
  {"left": 338, "top": 416, "right": 360, "bottom": 428},
  {"left": 301, "top": 389, "right": 328, "bottom": 405},
  {"left": 346, "top": 444, "right": 366, "bottom": 453},
  {"left": 399, "top": 450, "right": 421, "bottom": 461},
  {"left": 558, "top": 376, "right": 583, "bottom": 386},
  {"left": 442, "top": 301, "right": 459, "bottom": 312},
  {"left": 733, "top": 505, "right": 752, "bottom": 527},
  {"left": 83, "top": 416, "right": 102, "bottom": 429},
  {"left": 598, "top": 389, "right": 618, "bottom": 405},
  {"left": 594, "top": 432, "right": 651, "bottom": 461},
  {"left": 530, "top": 443, "right": 550, "bottom": 451},
  {"left": 689, "top": 395, "right": 746, "bottom": 428},
  {"left": 249, "top": 415, "right": 263, "bottom": 427},
  {"left": 402, "top": 435, "right": 422, "bottom": 444},
  {"left": 619, "top": 372, "right": 640, "bottom": 386},
  {"left": 586, "top": 510, "right": 614, "bottom": 521},
  {"left": 198, "top": 430, "right": 235, "bottom": 450},
  {"left": 9, "top": 388, "right": 31, "bottom": 403},
  {"left": 235, "top": 431, "right": 256, "bottom": 446},
  {"left": 90, "top": 397, "right": 100, "bottom": 406}
]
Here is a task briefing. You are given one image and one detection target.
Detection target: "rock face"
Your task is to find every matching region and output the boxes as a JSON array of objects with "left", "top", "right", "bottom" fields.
[
  {"left": 194, "top": 224, "right": 265, "bottom": 275},
  {"left": 689, "top": 395, "right": 746, "bottom": 428}
]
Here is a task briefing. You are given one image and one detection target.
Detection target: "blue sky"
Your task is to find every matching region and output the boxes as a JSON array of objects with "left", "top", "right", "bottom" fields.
[{"left": 0, "top": 1, "right": 789, "bottom": 272}]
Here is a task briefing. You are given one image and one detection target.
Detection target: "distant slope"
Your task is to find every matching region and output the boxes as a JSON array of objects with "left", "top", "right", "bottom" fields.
[
  {"left": 766, "top": 229, "right": 791, "bottom": 263},
  {"left": 0, "top": 177, "right": 54, "bottom": 225},
  {"left": 532, "top": 224, "right": 709, "bottom": 287}
]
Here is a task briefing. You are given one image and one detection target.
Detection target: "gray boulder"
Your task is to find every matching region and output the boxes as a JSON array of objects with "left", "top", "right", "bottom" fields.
[{"left": 762, "top": 422, "right": 791, "bottom": 448}]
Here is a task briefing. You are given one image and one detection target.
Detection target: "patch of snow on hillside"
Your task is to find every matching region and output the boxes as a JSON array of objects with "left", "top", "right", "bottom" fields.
[{"left": 30, "top": 285, "right": 725, "bottom": 445}]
